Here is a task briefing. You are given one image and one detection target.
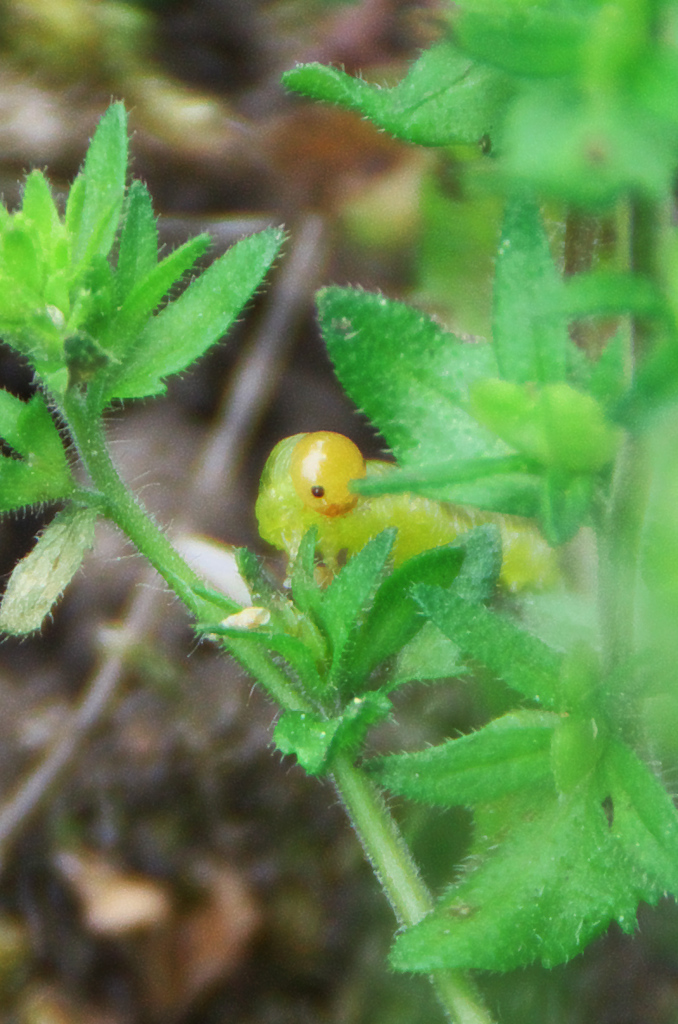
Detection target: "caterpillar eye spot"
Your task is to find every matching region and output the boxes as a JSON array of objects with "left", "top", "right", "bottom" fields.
[{"left": 311, "top": 486, "right": 325, "bottom": 498}]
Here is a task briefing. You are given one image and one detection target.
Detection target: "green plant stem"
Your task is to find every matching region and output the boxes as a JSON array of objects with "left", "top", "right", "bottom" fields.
[
  {"left": 597, "top": 195, "right": 659, "bottom": 673},
  {"left": 598, "top": 437, "right": 648, "bottom": 674},
  {"left": 332, "top": 754, "right": 496, "bottom": 1024},
  {"left": 62, "top": 389, "right": 311, "bottom": 713}
]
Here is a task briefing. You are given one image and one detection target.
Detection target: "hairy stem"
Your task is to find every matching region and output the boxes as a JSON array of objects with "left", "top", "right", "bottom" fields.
[
  {"left": 63, "top": 390, "right": 311, "bottom": 713},
  {"left": 332, "top": 754, "right": 496, "bottom": 1024}
]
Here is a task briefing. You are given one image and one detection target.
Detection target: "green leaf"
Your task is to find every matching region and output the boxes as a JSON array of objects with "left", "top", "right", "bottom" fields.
[
  {"left": 0, "top": 507, "right": 97, "bottom": 635},
  {"left": 70, "top": 102, "right": 128, "bottom": 268},
  {"left": 457, "top": 6, "right": 585, "bottom": 79},
  {"left": 290, "top": 529, "right": 325, "bottom": 621},
  {"left": 20, "top": 170, "right": 64, "bottom": 259},
  {"left": 372, "top": 710, "right": 558, "bottom": 806},
  {"left": 103, "top": 233, "right": 211, "bottom": 357},
  {"left": 115, "top": 179, "right": 158, "bottom": 303},
  {"left": 392, "top": 620, "right": 466, "bottom": 685},
  {"left": 353, "top": 455, "right": 541, "bottom": 517},
  {"left": 503, "top": 83, "right": 677, "bottom": 207},
  {"left": 283, "top": 41, "right": 511, "bottom": 146},
  {"left": 320, "top": 529, "right": 395, "bottom": 688},
  {"left": 214, "top": 626, "right": 324, "bottom": 695},
  {"left": 0, "top": 226, "right": 43, "bottom": 300},
  {"left": 275, "top": 691, "right": 392, "bottom": 775},
  {"left": 413, "top": 584, "right": 563, "bottom": 706},
  {"left": 470, "top": 380, "right": 621, "bottom": 474},
  {"left": 615, "top": 332, "right": 678, "bottom": 429},
  {"left": 605, "top": 739, "right": 678, "bottom": 893},
  {"left": 563, "top": 271, "right": 667, "bottom": 322},
  {"left": 539, "top": 469, "right": 594, "bottom": 546},
  {"left": 317, "top": 286, "right": 503, "bottom": 467},
  {"left": 389, "top": 784, "right": 637, "bottom": 972},
  {"left": 450, "top": 524, "right": 503, "bottom": 602},
  {"left": 100, "top": 227, "right": 283, "bottom": 404},
  {"left": 0, "top": 392, "right": 73, "bottom": 511},
  {"left": 348, "top": 542, "right": 465, "bottom": 684},
  {"left": 550, "top": 715, "right": 604, "bottom": 794},
  {"left": 492, "top": 197, "right": 569, "bottom": 384},
  {"left": 389, "top": 737, "right": 678, "bottom": 973},
  {"left": 275, "top": 709, "right": 342, "bottom": 775}
]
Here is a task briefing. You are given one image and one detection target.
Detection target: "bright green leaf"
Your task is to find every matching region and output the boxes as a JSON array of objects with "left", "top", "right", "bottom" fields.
[
  {"left": 115, "top": 179, "right": 158, "bottom": 303},
  {"left": 392, "top": 620, "right": 465, "bottom": 685},
  {"left": 347, "top": 542, "right": 464, "bottom": 684},
  {"left": 353, "top": 455, "right": 541, "bottom": 517},
  {"left": 605, "top": 738, "right": 678, "bottom": 894},
  {"left": 389, "top": 785, "right": 637, "bottom": 972},
  {"left": 0, "top": 392, "right": 73, "bottom": 511},
  {"left": 458, "top": 6, "right": 585, "bottom": 79},
  {"left": 283, "top": 41, "right": 511, "bottom": 147},
  {"left": 503, "top": 83, "right": 677, "bottom": 207},
  {"left": 563, "top": 271, "right": 667, "bottom": 322},
  {"left": 317, "top": 286, "right": 503, "bottom": 467},
  {"left": 470, "top": 380, "right": 621, "bottom": 474},
  {"left": 103, "top": 233, "right": 211, "bottom": 357},
  {"left": 493, "top": 197, "right": 569, "bottom": 384},
  {"left": 413, "top": 584, "right": 563, "bottom": 706},
  {"left": 320, "top": 529, "right": 395, "bottom": 688},
  {"left": 372, "top": 710, "right": 558, "bottom": 806},
  {"left": 20, "top": 170, "right": 63, "bottom": 258},
  {"left": 550, "top": 715, "right": 604, "bottom": 793},
  {"left": 100, "top": 227, "right": 283, "bottom": 404},
  {"left": 70, "top": 102, "right": 128, "bottom": 268},
  {"left": 275, "top": 691, "right": 392, "bottom": 775},
  {"left": 539, "top": 469, "right": 593, "bottom": 545}
]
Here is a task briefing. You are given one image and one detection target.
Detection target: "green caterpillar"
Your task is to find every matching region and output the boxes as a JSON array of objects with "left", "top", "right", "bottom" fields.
[{"left": 256, "top": 431, "right": 557, "bottom": 591}]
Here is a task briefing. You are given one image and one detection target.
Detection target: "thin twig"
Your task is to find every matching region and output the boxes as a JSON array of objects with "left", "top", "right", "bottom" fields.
[{"left": 0, "top": 579, "right": 158, "bottom": 868}]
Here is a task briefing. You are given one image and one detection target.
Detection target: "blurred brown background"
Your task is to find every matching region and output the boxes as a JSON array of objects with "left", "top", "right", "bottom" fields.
[{"left": 0, "top": 3, "right": 676, "bottom": 1022}]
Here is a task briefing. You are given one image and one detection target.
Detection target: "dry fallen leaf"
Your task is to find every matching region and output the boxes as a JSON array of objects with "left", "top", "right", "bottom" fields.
[{"left": 55, "top": 850, "right": 172, "bottom": 936}]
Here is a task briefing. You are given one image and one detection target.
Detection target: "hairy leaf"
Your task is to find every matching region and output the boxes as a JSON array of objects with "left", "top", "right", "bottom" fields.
[
  {"left": 372, "top": 710, "right": 558, "bottom": 806},
  {"left": 0, "top": 507, "right": 97, "bottom": 634},
  {"left": 100, "top": 227, "right": 283, "bottom": 404},
  {"left": 283, "top": 41, "right": 511, "bottom": 147}
]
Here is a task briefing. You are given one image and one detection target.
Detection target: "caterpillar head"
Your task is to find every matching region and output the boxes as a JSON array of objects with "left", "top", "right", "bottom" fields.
[{"left": 290, "top": 431, "right": 366, "bottom": 517}]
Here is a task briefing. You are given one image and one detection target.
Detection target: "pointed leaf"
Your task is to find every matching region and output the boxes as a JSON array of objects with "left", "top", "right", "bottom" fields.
[
  {"left": 275, "top": 691, "right": 392, "bottom": 775},
  {"left": 100, "top": 227, "right": 283, "bottom": 404},
  {"left": 318, "top": 286, "right": 502, "bottom": 467},
  {"left": 414, "top": 584, "right": 563, "bottom": 706},
  {"left": 103, "top": 233, "right": 211, "bottom": 357},
  {"left": 493, "top": 198, "right": 569, "bottom": 384},
  {"left": 115, "top": 179, "right": 158, "bottom": 302},
  {"left": 348, "top": 542, "right": 465, "bottom": 682},
  {"left": 372, "top": 710, "right": 558, "bottom": 806},
  {"left": 283, "top": 41, "right": 511, "bottom": 147},
  {"left": 606, "top": 739, "right": 678, "bottom": 893},
  {"left": 391, "top": 620, "right": 466, "bottom": 685},
  {"left": 390, "top": 785, "right": 637, "bottom": 972},
  {"left": 353, "top": 455, "right": 541, "bottom": 516},
  {"left": 71, "top": 102, "right": 128, "bottom": 267},
  {"left": 20, "top": 170, "right": 63, "bottom": 257},
  {"left": 0, "top": 392, "right": 73, "bottom": 511},
  {"left": 320, "top": 529, "right": 394, "bottom": 687},
  {"left": 539, "top": 469, "right": 593, "bottom": 545}
]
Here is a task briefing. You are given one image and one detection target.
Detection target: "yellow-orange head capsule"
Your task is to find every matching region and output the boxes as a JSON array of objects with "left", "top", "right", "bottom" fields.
[{"left": 290, "top": 431, "right": 366, "bottom": 517}]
